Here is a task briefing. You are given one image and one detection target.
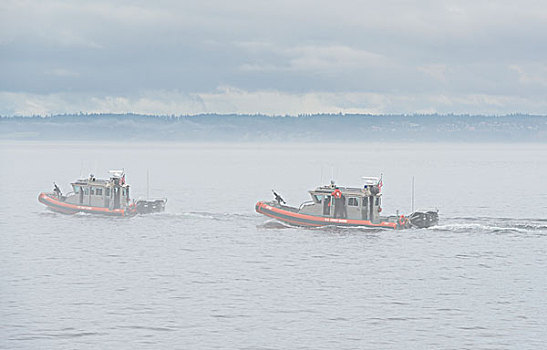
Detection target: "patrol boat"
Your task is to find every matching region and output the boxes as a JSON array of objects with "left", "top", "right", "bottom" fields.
[
  {"left": 38, "top": 171, "right": 165, "bottom": 216},
  {"left": 255, "top": 177, "right": 438, "bottom": 229}
]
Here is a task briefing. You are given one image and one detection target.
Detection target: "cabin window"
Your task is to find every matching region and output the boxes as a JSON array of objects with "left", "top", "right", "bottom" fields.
[
  {"left": 84, "top": 187, "right": 89, "bottom": 195},
  {"left": 73, "top": 186, "right": 81, "bottom": 193},
  {"left": 122, "top": 188, "right": 126, "bottom": 196},
  {"left": 90, "top": 187, "right": 95, "bottom": 195},
  {"left": 96, "top": 188, "right": 103, "bottom": 196},
  {"left": 375, "top": 197, "right": 381, "bottom": 206},
  {"left": 312, "top": 195, "right": 322, "bottom": 203},
  {"left": 348, "top": 197, "right": 358, "bottom": 206},
  {"left": 105, "top": 188, "right": 111, "bottom": 197}
]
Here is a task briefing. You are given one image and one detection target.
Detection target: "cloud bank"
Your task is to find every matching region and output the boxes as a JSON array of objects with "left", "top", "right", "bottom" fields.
[{"left": 1, "top": 0, "right": 546, "bottom": 115}]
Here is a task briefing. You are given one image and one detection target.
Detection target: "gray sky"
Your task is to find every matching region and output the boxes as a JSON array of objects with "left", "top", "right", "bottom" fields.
[{"left": 1, "top": 0, "right": 546, "bottom": 115}]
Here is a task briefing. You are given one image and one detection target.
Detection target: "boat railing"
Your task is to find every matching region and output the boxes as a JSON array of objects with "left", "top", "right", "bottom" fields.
[{"left": 299, "top": 200, "right": 315, "bottom": 210}]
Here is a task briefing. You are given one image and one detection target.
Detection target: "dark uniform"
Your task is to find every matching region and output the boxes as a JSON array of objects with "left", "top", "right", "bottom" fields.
[
  {"left": 53, "top": 183, "right": 62, "bottom": 197},
  {"left": 332, "top": 188, "right": 345, "bottom": 218}
]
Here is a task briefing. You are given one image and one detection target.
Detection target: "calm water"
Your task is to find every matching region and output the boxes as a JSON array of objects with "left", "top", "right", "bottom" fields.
[{"left": 1, "top": 142, "right": 546, "bottom": 349}]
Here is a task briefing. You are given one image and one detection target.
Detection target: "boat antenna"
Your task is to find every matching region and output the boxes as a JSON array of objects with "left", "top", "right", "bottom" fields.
[
  {"left": 320, "top": 166, "right": 323, "bottom": 185},
  {"left": 411, "top": 176, "right": 415, "bottom": 213}
]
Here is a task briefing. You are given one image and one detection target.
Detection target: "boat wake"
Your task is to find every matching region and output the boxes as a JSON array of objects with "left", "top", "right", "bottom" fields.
[
  {"left": 313, "top": 225, "right": 385, "bottom": 234},
  {"left": 433, "top": 223, "right": 529, "bottom": 234},
  {"left": 255, "top": 215, "right": 547, "bottom": 235},
  {"left": 432, "top": 217, "right": 547, "bottom": 235},
  {"left": 256, "top": 220, "right": 294, "bottom": 229},
  {"left": 174, "top": 212, "right": 218, "bottom": 220},
  {"left": 37, "top": 207, "right": 547, "bottom": 235},
  {"left": 132, "top": 211, "right": 547, "bottom": 235},
  {"left": 158, "top": 211, "right": 258, "bottom": 222}
]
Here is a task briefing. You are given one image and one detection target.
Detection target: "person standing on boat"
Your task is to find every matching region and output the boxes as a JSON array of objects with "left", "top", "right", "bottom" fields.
[
  {"left": 53, "top": 182, "right": 62, "bottom": 197},
  {"left": 332, "top": 187, "right": 344, "bottom": 218}
]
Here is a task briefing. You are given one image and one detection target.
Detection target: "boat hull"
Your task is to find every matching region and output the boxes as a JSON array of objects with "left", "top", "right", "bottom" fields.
[
  {"left": 255, "top": 201, "right": 399, "bottom": 229},
  {"left": 38, "top": 193, "right": 136, "bottom": 217}
]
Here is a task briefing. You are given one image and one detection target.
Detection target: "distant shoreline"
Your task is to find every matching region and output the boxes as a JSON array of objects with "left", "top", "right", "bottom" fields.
[
  {"left": 2, "top": 112, "right": 546, "bottom": 118},
  {"left": 1, "top": 114, "right": 546, "bottom": 143}
]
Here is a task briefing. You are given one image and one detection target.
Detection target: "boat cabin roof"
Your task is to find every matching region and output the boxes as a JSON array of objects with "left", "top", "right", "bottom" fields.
[
  {"left": 309, "top": 184, "right": 379, "bottom": 198},
  {"left": 71, "top": 177, "right": 129, "bottom": 188}
]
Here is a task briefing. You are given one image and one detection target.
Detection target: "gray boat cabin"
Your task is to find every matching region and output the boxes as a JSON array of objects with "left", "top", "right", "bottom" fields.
[
  {"left": 298, "top": 178, "right": 383, "bottom": 222},
  {"left": 64, "top": 170, "right": 132, "bottom": 210}
]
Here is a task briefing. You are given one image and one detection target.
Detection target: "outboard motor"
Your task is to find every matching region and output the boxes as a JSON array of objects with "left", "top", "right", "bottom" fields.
[
  {"left": 136, "top": 198, "right": 167, "bottom": 214},
  {"left": 408, "top": 210, "right": 439, "bottom": 228}
]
